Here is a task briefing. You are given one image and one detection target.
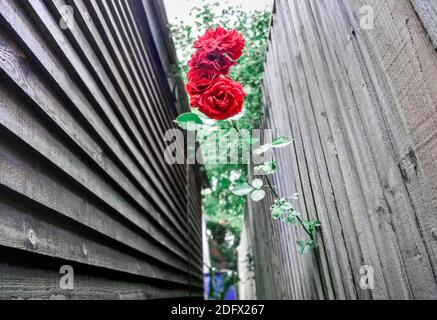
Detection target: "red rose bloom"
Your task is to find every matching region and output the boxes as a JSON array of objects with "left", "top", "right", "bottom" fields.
[
  {"left": 188, "top": 50, "right": 234, "bottom": 75},
  {"left": 184, "top": 26, "right": 245, "bottom": 121},
  {"left": 190, "top": 77, "right": 245, "bottom": 120},
  {"left": 185, "top": 63, "right": 219, "bottom": 96},
  {"left": 194, "top": 26, "right": 245, "bottom": 61}
]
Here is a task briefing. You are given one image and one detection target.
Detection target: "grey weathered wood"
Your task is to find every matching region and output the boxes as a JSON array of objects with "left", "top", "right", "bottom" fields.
[
  {"left": 0, "top": 251, "right": 193, "bottom": 300},
  {"left": 241, "top": 0, "right": 437, "bottom": 300},
  {"left": 0, "top": 25, "right": 188, "bottom": 262},
  {"left": 411, "top": 0, "right": 437, "bottom": 49},
  {"left": 21, "top": 0, "right": 189, "bottom": 245},
  {"left": 0, "top": 0, "right": 203, "bottom": 298},
  {"left": 0, "top": 189, "right": 193, "bottom": 285},
  {"left": 0, "top": 84, "right": 202, "bottom": 280}
]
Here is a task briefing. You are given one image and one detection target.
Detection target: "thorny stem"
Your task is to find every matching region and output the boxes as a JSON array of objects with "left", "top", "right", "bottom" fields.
[{"left": 228, "top": 120, "right": 314, "bottom": 240}]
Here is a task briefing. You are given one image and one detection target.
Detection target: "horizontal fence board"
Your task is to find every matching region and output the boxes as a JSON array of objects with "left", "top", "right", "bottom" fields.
[
  {"left": 0, "top": 0, "right": 203, "bottom": 299},
  {"left": 0, "top": 246, "right": 201, "bottom": 300}
]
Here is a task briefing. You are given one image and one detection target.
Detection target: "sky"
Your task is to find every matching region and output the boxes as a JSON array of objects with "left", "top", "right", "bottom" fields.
[{"left": 163, "top": 0, "right": 272, "bottom": 25}]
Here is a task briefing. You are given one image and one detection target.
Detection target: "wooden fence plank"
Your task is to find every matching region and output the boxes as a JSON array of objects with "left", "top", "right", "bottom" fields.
[
  {"left": 240, "top": 0, "right": 437, "bottom": 300},
  {"left": 0, "top": 0, "right": 203, "bottom": 299}
]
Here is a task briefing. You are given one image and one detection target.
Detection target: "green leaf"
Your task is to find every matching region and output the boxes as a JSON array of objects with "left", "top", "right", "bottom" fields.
[
  {"left": 192, "top": 109, "right": 216, "bottom": 126},
  {"left": 253, "top": 143, "right": 272, "bottom": 155},
  {"left": 271, "top": 136, "right": 293, "bottom": 148},
  {"left": 270, "top": 202, "right": 281, "bottom": 212},
  {"left": 254, "top": 165, "right": 264, "bottom": 173},
  {"left": 254, "top": 161, "right": 277, "bottom": 175},
  {"left": 174, "top": 112, "right": 203, "bottom": 130},
  {"left": 296, "top": 240, "right": 317, "bottom": 254},
  {"left": 302, "top": 220, "right": 322, "bottom": 233},
  {"left": 291, "top": 209, "right": 301, "bottom": 216},
  {"left": 285, "top": 214, "right": 297, "bottom": 224},
  {"left": 231, "top": 183, "right": 254, "bottom": 196},
  {"left": 290, "top": 193, "right": 299, "bottom": 200},
  {"left": 280, "top": 202, "right": 293, "bottom": 210},
  {"left": 296, "top": 240, "right": 309, "bottom": 254},
  {"left": 251, "top": 189, "right": 265, "bottom": 202},
  {"left": 263, "top": 161, "right": 277, "bottom": 174},
  {"left": 271, "top": 210, "right": 282, "bottom": 220},
  {"left": 271, "top": 206, "right": 282, "bottom": 215},
  {"left": 251, "top": 178, "right": 264, "bottom": 189}
]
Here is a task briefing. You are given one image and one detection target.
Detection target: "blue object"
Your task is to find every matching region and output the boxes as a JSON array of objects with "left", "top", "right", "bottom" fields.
[{"left": 204, "top": 272, "right": 237, "bottom": 300}]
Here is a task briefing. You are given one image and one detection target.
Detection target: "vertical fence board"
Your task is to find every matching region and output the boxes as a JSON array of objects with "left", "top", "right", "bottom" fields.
[{"left": 240, "top": 0, "right": 437, "bottom": 300}]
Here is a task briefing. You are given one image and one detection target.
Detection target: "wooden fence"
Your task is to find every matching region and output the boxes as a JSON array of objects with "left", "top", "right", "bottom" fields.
[
  {"left": 241, "top": 0, "right": 437, "bottom": 299},
  {"left": 0, "top": 0, "right": 203, "bottom": 299}
]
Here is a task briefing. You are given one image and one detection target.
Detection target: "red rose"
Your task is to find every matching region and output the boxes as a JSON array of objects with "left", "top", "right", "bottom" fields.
[
  {"left": 185, "top": 26, "right": 246, "bottom": 121},
  {"left": 190, "top": 77, "right": 245, "bottom": 120},
  {"left": 188, "top": 50, "right": 234, "bottom": 75},
  {"left": 194, "top": 26, "right": 245, "bottom": 61},
  {"left": 185, "top": 63, "right": 219, "bottom": 96}
]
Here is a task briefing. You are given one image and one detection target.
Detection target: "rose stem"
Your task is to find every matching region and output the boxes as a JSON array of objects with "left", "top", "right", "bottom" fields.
[{"left": 227, "top": 120, "right": 313, "bottom": 240}]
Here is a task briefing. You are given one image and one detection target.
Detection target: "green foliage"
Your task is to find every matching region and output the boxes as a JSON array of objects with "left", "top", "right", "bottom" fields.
[
  {"left": 270, "top": 198, "right": 296, "bottom": 220},
  {"left": 231, "top": 183, "right": 254, "bottom": 196},
  {"left": 254, "top": 160, "right": 277, "bottom": 175},
  {"left": 231, "top": 179, "right": 266, "bottom": 202},
  {"left": 206, "top": 220, "right": 240, "bottom": 299},
  {"left": 250, "top": 189, "right": 266, "bottom": 202},
  {"left": 251, "top": 178, "right": 264, "bottom": 189},
  {"left": 174, "top": 112, "right": 203, "bottom": 130},
  {"left": 170, "top": 4, "right": 271, "bottom": 234},
  {"left": 170, "top": 3, "right": 272, "bottom": 129},
  {"left": 253, "top": 135, "right": 294, "bottom": 155},
  {"left": 170, "top": 0, "right": 323, "bottom": 298},
  {"left": 170, "top": 2, "right": 271, "bottom": 299},
  {"left": 271, "top": 136, "right": 294, "bottom": 147},
  {"left": 302, "top": 220, "right": 322, "bottom": 233},
  {"left": 253, "top": 143, "right": 272, "bottom": 155},
  {"left": 297, "top": 240, "right": 318, "bottom": 254}
]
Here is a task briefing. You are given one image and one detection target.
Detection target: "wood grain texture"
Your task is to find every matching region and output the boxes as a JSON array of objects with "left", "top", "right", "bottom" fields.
[
  {"left": 241, "top": 0, "right": 437, "bottom": 300},
  {"left": 411, "top": 0, "right": 437, "bottom": 49},
  {"left": 0, "top": 0, "right": 203, "bottom": 299}
]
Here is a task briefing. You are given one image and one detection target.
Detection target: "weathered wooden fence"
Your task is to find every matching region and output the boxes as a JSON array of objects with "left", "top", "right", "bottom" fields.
[
  {"left": 241, "top": 0, "right": 437, "bottom": 299},
  {"left": 0, "top": 0, "right": 203, "bottom": 299}
]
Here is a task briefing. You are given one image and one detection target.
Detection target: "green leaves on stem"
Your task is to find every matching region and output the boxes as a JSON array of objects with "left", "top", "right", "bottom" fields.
[
  {"left": 253, "top": 136, "right": 294, "bottom": 155},
  {"left": 251, "top": 190, "right": 266, "bottom": 202},
  {"left": 253, "top": 143, "right": 272, "bottom": 155},
  {"left": 255, "top": 160, "right": 277, "bottom": 175},
  {"left": 175, "top": 114, "right": 320, "bottom": 254},
  {"left": 251, "top": 178, "right": 263, "bottom": 189},
  {"left": 270, "top": 197, "right": 296, "bottom": 220},
  {"left": 270, "top": 197, "right": 321, "bottom": 254},
  {"left": 302, "top": 220, "right": 322, "bottom": 233},
  {"left": 234, "top": 175, "right": 322, "bottom": 254},
  {"left": 297, "top": 240, "right": 318, "bottom": 254},
  {"left": 232, "top": 179, "right": 266, "bottom": 202},
  {"left": 170, "top": 6, "right": 272, "bottom": 294},
  {"left": 231, "top": 183, "right": 254, "bottom": 196}
]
